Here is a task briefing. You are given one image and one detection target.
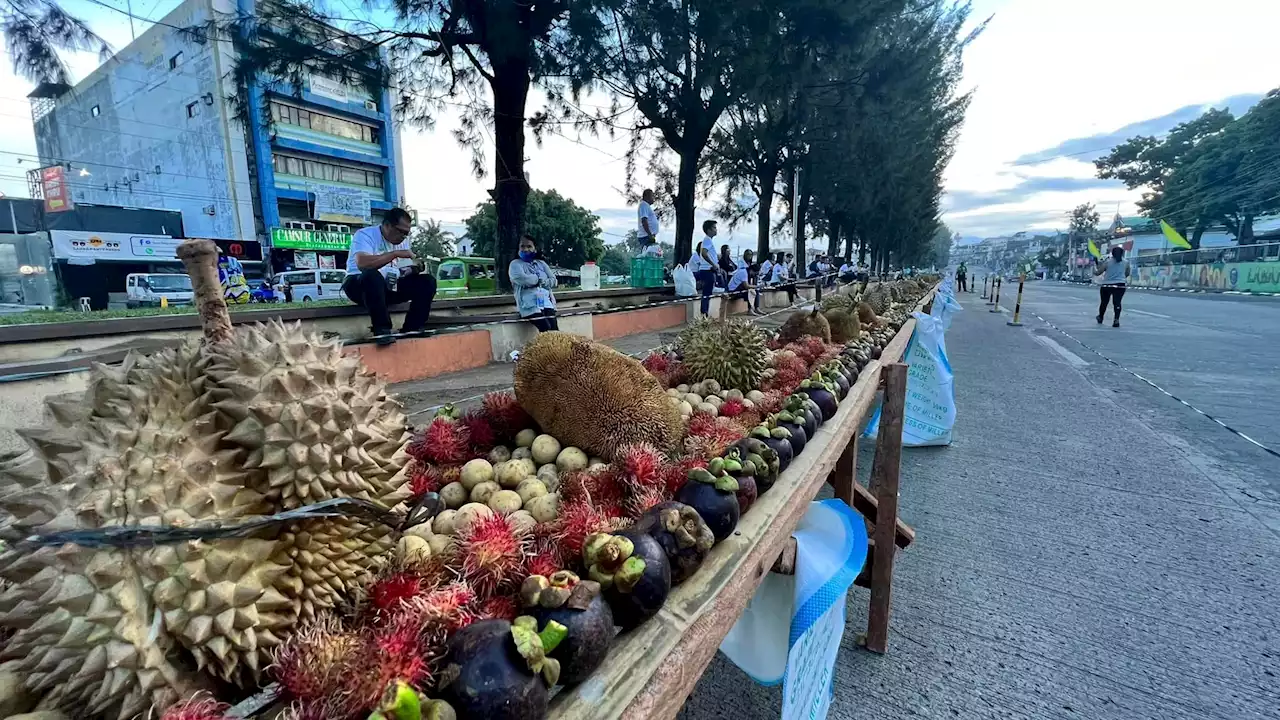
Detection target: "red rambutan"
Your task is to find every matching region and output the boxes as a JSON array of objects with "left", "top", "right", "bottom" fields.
[
  {"left": 412, "top": 581, "right": 478, "bottom": 633},
  {"left": 456, "top": 513, "right": 529, "bottom": 598},
  {"left": 461, "top": 408, "right": 497, "bottom": 452},
  {"left": 757, "top": 390, "right": 786, "bottom": 415},
  {"left": 640, "top": 352, "right": 670, "bottom": 374},
  {"left": 686, "top": 411, "right": 720, "bottom": 438},
  {"left": 553, "top": 501, "right": 616, "bottom": 560},
  {"left": 407, "top": 462, "right": 445, "bottom": 497},
  {"left": 526, "top": 535, "right": 565, "bottom": 577},
  {"left": 482, "top": 391, "right": 534, "bottom": 439},
  {"left": 624, "top": 484, "right": 670, "bottom": 518},
  {"left": 162, "top": 694, "right": 229, "bottom": 720},
  {"left": 665, "top": 457, "right": 708, "bottom": 496},
  {"left": 271, "top": 619, "right": 364, "bottom": 708},
  {"left": 476, "top": 594, "right": 519, "bottom": 621},
  {"left": 730, "top": 410, "right": 763, "bottom": 434},
  {"left": 616, "top": 443, "right": 669, "bottom": 491},
  {"left": 719, "top": 399, "right": 747, "bottom": 418},
  {"left": 366, "top": 616, "right": 434, "bottom": 690},
  {"left": 559, "top": 467, "right": 626, "bottom": 515},
  {"left": 419, "top": 416, "right": 471, "bottom": 465},
  {"left": 367, "top": 570, "right": 428, "bottom": 617}
]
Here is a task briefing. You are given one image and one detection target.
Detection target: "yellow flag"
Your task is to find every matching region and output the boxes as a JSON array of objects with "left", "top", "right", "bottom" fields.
[
  {"left": 1160, "top": 220, "right": 1192, "bottom": 250},
  {"left": 1087, "top": 240, "right": 1101, "bottom": 259}
]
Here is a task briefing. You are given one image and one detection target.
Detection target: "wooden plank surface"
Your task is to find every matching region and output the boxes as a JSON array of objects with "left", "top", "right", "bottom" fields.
[
  {"left": 548, "top": 284, "right": 937, "bottom": 720},
  {"left": 863, "top": 363, "right": 907, "bottom": 654}
]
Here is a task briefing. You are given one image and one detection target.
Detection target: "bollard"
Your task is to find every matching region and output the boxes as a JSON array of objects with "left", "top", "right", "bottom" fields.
[
  {"left": 981, "top": 276, "right": 989, "bottom": 300},
  {"left": 989, "top": 277, "right": 1002, "bottom": 312},
  {"left": 1006, "top": 273, "right": 1025, "bottom": 326},
  {"left": 815, "top": 279, "right": 823, "bottom": 304}
]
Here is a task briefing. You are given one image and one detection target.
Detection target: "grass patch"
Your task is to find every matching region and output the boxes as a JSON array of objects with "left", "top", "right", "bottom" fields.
[{"left": 0, "top": 299, "right": 349, "bottom": 326}]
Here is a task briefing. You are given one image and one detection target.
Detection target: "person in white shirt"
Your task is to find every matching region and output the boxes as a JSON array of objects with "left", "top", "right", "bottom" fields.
[
  {"left": 755, "top": 253, "right": 774, "bottom": 311},
  {"left": 637, "top": 189, "right": 662, "bottom": 257},
  {"left": 726, "top": 249, "right": 764, "bottom": 316},
  {"left": 772, "top": 252, "right": 797, "bottom": 304},
  {"left": 342, "top": 208, "right": 436, "bottom": 346},
  {"left": 839, "top": 259, "right": 855, "bottom": 282},
  {"left": 689, "top": 219, "right": 719, "bottom": 316}
]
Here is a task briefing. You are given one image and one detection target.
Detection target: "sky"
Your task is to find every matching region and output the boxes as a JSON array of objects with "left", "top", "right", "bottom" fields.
[{"left": 1, "top": 0, "right": 1278, "bottom": 251}]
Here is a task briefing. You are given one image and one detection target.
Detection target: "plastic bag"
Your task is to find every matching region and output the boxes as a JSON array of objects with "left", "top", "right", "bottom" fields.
[
  {"left": 719, "top": 499, "right": 868, "bottom": 720},
  {"left": 865, "top": 311, "right": 956, "bottom": 446},
  {"left": 672, "top": 263, "right": 697, "bottom": 297},
  {"left": 930, "top": 285, "right": 963, "bottom": 332}
]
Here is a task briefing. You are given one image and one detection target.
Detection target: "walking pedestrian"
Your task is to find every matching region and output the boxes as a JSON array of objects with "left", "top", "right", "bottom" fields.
[
  {"left": 690, "top": 220, "right": 719, "bottom": 316},
  {"left": 510, "top": 235, "right": 559, "bottom": 332},
  {"left": 1094, "top": 246, "right": 1130, "bottom": 327}
]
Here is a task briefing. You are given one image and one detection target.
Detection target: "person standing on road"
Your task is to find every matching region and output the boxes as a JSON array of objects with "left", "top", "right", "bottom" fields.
[
  {"left": 510, "top": 235, "right": 559, "bottom": 332},
  {"left": 1094, "top": 245, "right": 1130, "bottom": 327},
  {"left": 637, "top": 189, "right": 661, "bottom": 257},
  {"left": 956, "top": 262, "right": 968, "bottom": 293},
  {"left": 343, "top": 208, "right": 437, "bottom": 346},
  {"left": 690, "top": 220, "right": 719, "bottom": 316}
]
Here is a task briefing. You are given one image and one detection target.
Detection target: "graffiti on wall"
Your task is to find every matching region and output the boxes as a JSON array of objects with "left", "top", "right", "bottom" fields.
[{"left": 1131, "top": 261, "right": 1280, "bottom": 293}]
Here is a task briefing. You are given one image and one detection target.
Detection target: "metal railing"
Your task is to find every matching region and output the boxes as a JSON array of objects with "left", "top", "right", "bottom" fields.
[{"left": 1127, "top": 241, "right": 1280, "bottom": 268}]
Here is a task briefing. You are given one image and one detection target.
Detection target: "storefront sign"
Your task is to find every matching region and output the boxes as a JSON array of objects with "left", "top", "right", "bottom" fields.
[
  {"left": 295, "top": 251, "right": 318, "bottom": 269},
  {"left": 41, "top": 166, "right": 74, "bottom": 213},
  {"left": 50, "top": 230, "right": 182, "bottom": 262},
  {"left": 213, "top": 239, "right": 263, "bottom": 262},
  {"left": 312, "top": 184, "right": 371, "bottom": 224},
  {"left": 270, "top": 227, "right": 353, "bottom": 252},
  {"left": 307, "top": 74, "right": 349, "bottom": 103}
]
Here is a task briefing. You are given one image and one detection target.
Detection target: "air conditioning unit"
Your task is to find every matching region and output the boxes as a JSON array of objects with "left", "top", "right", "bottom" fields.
[
  {"left": 364, "top": 100, "right": 377, "bottom": 111},
  {"left": 203, "top": 205, "right": 216, "bottom": 216}
]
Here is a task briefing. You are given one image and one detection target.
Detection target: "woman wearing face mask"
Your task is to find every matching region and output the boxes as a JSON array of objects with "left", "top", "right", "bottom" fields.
[{"left": 510, "top": 235, "right": 559, "bottom": 332}]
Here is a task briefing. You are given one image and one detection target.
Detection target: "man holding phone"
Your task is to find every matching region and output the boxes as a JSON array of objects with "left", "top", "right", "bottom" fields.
[{"left": 343, "top": 207, "right": 437, "bottom": 346}]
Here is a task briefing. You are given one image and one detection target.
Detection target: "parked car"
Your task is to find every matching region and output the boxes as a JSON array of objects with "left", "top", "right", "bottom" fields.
[
  {"left": 125, "top": 273, "right": 194, "bottom": 308},
  {"left": 436, "top": 256, "right": 497, "bottom": 296},
  {"left": 275, "top": 269, "right": 348, "bottom": 302}
]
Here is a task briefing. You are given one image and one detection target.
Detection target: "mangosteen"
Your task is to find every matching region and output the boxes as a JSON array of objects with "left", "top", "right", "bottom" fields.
[
  {"left": 872, "top": 346, "right": 883, "bottom": 360},
  {"left": 585, "top": 531, "right": 672, "bottom": 631},
  {"left": 750, "top": 425, "right": 794, "bottom": 472},
  {"left": 634, "top": 501, "right": 716, "bottom": 584},
  {"left": 438, "top": 616, "right": 564, "bottom": 719},
  {"left": 674, "top": 463, "right": 741, "bottom": 542},
  {"left": 523, "top": 572, "right": 615, "bottom": 686},
  {"left": 788, "top": 395, "right": 820, "bottom": 435},
  {"left": 801, "top": 377, "right": 839, "bottom": 421},
  {"left": 721, "top": 448, "right": 759, "bottom": 515},
  {"left": 823, "top": 366, "right": 850, "bottom": 399},
  {"left": 732, "top": 438, "right": 779, "bottom": 494},
  {"left": 734, "top": 471, "right": 758, "bottom": 515},
  {"left": 774, "top": 411, "right": 808, "bottom": 455}
]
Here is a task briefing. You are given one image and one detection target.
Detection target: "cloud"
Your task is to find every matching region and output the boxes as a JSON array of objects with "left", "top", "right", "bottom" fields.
[
  {"left": 943, "top": 175, "right": 1120, "bottom": 213},
  {"left": 1011, "top": 92, "right": 1265, "bottom": 166},
  {"left": 944, "top": 208, "right": 1075, "bottom": 238}
]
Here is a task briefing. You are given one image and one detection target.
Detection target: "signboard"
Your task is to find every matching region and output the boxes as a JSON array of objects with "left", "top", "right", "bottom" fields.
[
  {"left": 312, "top": 185, "right": 371, "bottom": 224},
  {"left": 318, "top": 253, "right": 337, "bottom": 269},
  {"left": 270, "top": 227, "right": 353, "bottom": 252},
  {"left": 41, "top": 166, "right": 74, "bottom": 213},
  {"left": 212, "top": 239, "right": 263, "bottom": 262},
  {"left": 1131, "top": 260, "right": 1280, "bottom": 294},
  {"left": 294, "top": 251, "right": 318, "bottom": 269},
  {"left": 50, "top": 231, "right": 182, "bottom": 262},
  {"left": 307, "top": 74, "right": 348, "bottom": 103}
]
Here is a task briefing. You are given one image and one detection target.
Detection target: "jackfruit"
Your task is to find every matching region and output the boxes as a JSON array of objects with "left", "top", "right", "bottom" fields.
[
  {"left": 513, "top": 333, "right": 682, "bottom": 460},
  {"left": 0, "top": 320, "right": 411, "bottom": 718},
  {"left": 676, "top": 319, "right": 768, "bottom": 391},
  {"left": 778, "top": 309, "right": 831, "bottom": 344}
]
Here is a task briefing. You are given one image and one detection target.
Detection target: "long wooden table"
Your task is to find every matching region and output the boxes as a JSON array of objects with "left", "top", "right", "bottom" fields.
[{"left": 548, "top": 285, "right": 937, "bottom": 719}]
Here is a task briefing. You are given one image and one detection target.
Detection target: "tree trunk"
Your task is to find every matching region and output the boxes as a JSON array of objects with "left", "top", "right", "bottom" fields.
[
  {"left": 756, "top": 168, "right": 776, "bottom": 260},
  {"left": 1190, "top": 223, "right": 1205, "bottom": 250},
  {"left": 827, "top": 216, "right": 840, "bottom": 258},
  {"left": 1242, "top": 214, "right": 1255, "bottom": 243},
  {"left": 794, "top": 188, "right": 810, "bottom": 269},
  {"left": 674, "top": 143, "right": 700, "bottom": 265},
  {"left": 490, "top": 62, "right": 531, "bottom": 292}
]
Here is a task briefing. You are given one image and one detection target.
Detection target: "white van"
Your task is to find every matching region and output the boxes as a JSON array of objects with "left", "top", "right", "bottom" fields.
[
  {"left": 276, "top": 269, "right": 348, "bottom": 302},
  {"left": 125, "top": 273, "right": 195, "bottom": 308}
]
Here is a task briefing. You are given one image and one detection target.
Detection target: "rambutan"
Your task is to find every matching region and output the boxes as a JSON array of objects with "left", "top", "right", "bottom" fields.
[
  {"left": 771, "top": 353, "right": 809, "bottom": 381},
  {"left": 553, "top": 501, "right": 616, "bottom": 560},
  {"left": 412, "top": 581, "right": 478, "bottom": 633},
  {"left": 366, "top": 569, "right": 428, "bottom": 617},
  {"left": 461, "top": 408, "right": 497, "bottom": 452},
  {"left": 719, "top": 399, "right": 747, "bottom": 418},
  {"left": 419, "top": 415, "right": 471, "bottom": 465},
  {"left": 616, "top": 443, "right": 669, "bottom": 491},
  {"left": 624, "top": 484, "right": 670, "bottom": 518},
  {"left": 162, "top": 694, "right": 229, "bottom": 720},
  {"left": 476, "top": 593, "right": 519, "bottom": 621},
  {"left": 366, "top": 615, "right": 434, "bottom": 690},
  {"left": 686, "top": 412, "right": 720, "bottom": 438},
  {"left": 526, "top": 536, "right": 565, "bottom": 577},
  {"left": 757, "top": 390, "right": 786, "bottom": 415},
  {"left": 640, "top": 352, "right": 671, "bottom": 374},
  {"left": 271, "top": 618, "right": 364, "bottom": 707},
  {"left": 559, "top": 467, "right": 626, "bottom": 515},
  {"left": 455, "top": 513, "right": 529, "bottom": 598},
  {"left": 482, "top": 390, "right": 534, "bottom": 439},
  {"left": 663, "top": 360, "right": 691, "bottom": 387},
  {"left": 665, "top": 457, "right": 708, "bottom": 496},
  {"left": 730, "top": 410, "right": 764, "bottom": 434},
  {"left": 407, "top": 461, "right": 445, "bottom": 497}
]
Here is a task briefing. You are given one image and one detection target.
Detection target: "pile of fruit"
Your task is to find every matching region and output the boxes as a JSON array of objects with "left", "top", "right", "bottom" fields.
[{"left": 0, "top": 272, "right": 932, "bottom": 720}]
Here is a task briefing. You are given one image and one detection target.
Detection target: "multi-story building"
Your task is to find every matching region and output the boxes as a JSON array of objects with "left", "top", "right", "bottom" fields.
[{"left": 28, "top": 0, "right": 404, "bottom": 280}]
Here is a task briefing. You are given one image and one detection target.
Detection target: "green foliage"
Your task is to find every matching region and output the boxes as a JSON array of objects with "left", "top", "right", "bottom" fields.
[
  {"left": 1037, "top": 247, "right": 1067, "bottom": 274},
  {"left": 1, "top": 0, "right": 110, "bottom": 84},
  {"left": 466, "top": 189, "right": 604, "bottom": 269},
  {"left": 1069, "top": 203, "right": 1099, "bottom": 238},
  {"left": 598, "top": 245, "right": 632, "bottom": 275},
  {"left": 409, "top": 218, "right": 456, "bottom": 262},
  {"left": 1095, "top": 108, "right": 1234, "bottom": 214}
]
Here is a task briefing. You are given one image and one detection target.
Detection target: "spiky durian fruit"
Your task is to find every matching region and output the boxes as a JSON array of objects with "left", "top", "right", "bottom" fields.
[
  {"left": 514, "top": 332, "right": 682, "bottom": 460},
  {"left": 866, "top": 285, "right": 892, "bottom": 315},
  {"left": 820, "top": 291, "right": 858, "bottom": 315},
  {"left": 675, "top": 318, "right": 768, "bottom": 392},
  {"left": 778, "top": 309, "right": 831, "bottom": 344},
  {"left": 823, "top": 309, "right": 860, "bottom": 344},
  {"left": 0, "top": 320, "right": 412, "bottom": 718}
]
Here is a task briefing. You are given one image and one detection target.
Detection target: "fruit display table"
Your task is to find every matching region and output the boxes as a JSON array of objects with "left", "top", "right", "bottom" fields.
[{"left": 547, "top": 286, "right": 935, "bottom": 720}]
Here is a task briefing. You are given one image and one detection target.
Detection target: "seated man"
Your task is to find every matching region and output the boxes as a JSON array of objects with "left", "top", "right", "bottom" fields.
[{"left": 342, "top": 207, "right": 437, "bottom": 346}]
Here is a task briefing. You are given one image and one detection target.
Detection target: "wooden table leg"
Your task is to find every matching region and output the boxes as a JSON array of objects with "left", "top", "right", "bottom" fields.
[
  {"left": 829, "top": 435, "right": 858, "bottom": 505},
  {"left": 864, "top": 362, "right": 907, "bottom": 655}
]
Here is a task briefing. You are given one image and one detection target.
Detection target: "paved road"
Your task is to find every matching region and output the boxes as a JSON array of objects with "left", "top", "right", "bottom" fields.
[{"left": 679, "top": 284, "right": 1280, "bottom": 719}]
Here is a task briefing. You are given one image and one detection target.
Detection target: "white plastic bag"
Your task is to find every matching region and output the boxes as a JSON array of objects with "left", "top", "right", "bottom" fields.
[
  {"left": 719, "top": 499, "right": 868, "bottom": 720},
  {"left": 672, "top": 263, "right": 697, "bottom": 297},
  {"left": 865, "top": 311, "right": 956, "bottom": 446},
  {"left": 930, "top": 285, "right": 963, "bottom": 332}
]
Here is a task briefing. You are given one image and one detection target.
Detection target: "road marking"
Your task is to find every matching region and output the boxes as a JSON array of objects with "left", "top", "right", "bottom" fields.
[
  {"left": 1127, "top": 309, "right": 1171, "bottom": 319},
  {"left": 1032, "top": 334, "right": 1089, "bottom": 368}
]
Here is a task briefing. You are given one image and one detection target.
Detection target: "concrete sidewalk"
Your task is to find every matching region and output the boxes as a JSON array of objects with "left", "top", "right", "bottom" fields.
[{"left": 677, "top": 294, "right": 1280, "bottom": 718}]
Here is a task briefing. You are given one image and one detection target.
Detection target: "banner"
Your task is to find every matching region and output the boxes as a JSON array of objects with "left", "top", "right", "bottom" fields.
[
  {"left": 312, "top": 185, "right": 371, "bottom": 224},
  {"left": 50, "top": 231, "right": 181, "bottom": 262},
  {"left": 41, "top": 166, "right": 74, "bottom": 213},
  {"left": 1132, "top": 260, "right": 1280, "bottom": 294}
]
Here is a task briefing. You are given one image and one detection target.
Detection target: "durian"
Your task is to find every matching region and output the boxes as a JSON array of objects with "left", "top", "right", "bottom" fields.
[
  {"left": 675, "top": 318, "right": 768, "bottom": 392},
  {"left": 778, "top": 309, "right": 832, "bottom": 344},
  {"left": 0, "top": 240, "right": 411, "bottom": 719},
  {"left": 513, "top": 332, "right": 682, "bottom": 460},
  {"left": 823, "top": 308, "right": 860, "bottom": 344},
  {"left": 820, "top": 291, "right": 858, "bottom": 315},
  {"left": 865, "top": 285, "right": 892, "bottom": 315}
]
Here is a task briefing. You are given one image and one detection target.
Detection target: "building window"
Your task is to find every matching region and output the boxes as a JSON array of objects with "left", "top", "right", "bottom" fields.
[
  {"left": 90, "top": 105, "right": 100, "bottom": 117},
  {"left": 186, "top": 102, "right": 198, "bottom": 118},
  {"left": 272, "top": 152, "right": 385, "bottom": 190},
  {"left": 268, "top": 100, "right": 379, "bottom": 144},
  {"left": 169, "top": 52, "right": 183, "bottom": 69}
]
